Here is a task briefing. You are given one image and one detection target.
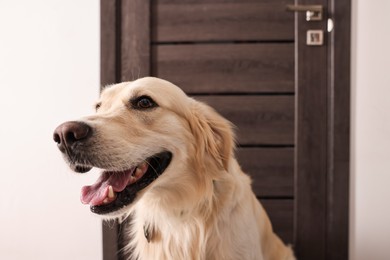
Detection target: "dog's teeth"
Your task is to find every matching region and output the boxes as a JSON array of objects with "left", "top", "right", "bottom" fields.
[
  {"left": 136, "top": 162, "right": 148, "bottom": 175},
  {"left": 108, "top": 185, "right": 115, "bottom": 199},
  {"left": 139, "top": 161, "right": 148, "bottom": 168},
  {"left": 127, "top": 175, "right": 136, "bottom": 186},
  {"left": 103, "top": 198, "right": 109, "bottom": 204},
  {"left": 134, "top": 167, "right": 142, "bottom": 178}
]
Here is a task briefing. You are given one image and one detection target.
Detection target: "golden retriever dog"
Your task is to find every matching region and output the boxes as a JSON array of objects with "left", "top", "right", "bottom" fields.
[{"left": 53, "top": 77, "right": 295, "bottom": 260}]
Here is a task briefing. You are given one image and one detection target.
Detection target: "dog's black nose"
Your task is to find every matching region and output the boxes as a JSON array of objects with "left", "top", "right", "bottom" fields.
[{"left": 53, "top": 121, "right": 91, "bottom": 152}]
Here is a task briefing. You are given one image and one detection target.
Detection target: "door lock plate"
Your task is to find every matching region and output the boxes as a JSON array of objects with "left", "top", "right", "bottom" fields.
[{"left": 306, "top": 30, "right": 324, "bottom": 46}]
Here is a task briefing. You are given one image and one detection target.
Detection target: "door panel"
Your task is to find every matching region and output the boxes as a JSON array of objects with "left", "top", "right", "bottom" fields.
[
  {"left": 100, "top": 0, "right": 351, "bottom": 259},
  {"left": 152, "top": 0, "right": 294, "bottom": 42},
  {"left": 196, "top": 95, "right": 294, "bottom": 145},
  {"left": 295, "top": 1, "right": 329, "bottom": 258},
  {"left": 237, "top": 148, "right": 294, "bottom": 197},
  {"left": 152, "top": 43, "right": 294, "bottom": 93},
  {"left": 261, "top": 199, "right": 294, "bottom": 244}
]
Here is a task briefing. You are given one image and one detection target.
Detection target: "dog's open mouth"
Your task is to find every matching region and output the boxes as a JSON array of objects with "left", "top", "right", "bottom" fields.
[{"left": 80, "top": 151, "right": 172, "bottom": 215}]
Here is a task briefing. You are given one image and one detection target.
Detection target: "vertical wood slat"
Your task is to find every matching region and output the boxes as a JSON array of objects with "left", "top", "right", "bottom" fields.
[
  {"left": 101, "top": 1, "right": 151, "bottom": 260},
  {"left": 101, "top": 1, "right": 120, "bottom": 260},
  {"left": 120, "top": 0, "right": 151, "bottom": 81},
  {"left": 102, "top": 221, "right": 120, "bottom": 260},
  {"left": 294, "top": 0, "right": 328, "bottom": 259},
  {"left": 101, "top": 0, "right": 117, "bottom": 86},
  {"left": 326, "top": 0, "right": 351, "bottom": 259},
  {"left": 119, "top": 0, "right": 151, "bottom": 259}
]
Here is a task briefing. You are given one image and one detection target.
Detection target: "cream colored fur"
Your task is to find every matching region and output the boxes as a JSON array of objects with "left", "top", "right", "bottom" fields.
[{"left": 81, "top": 77, "right": 295, "bottom": 260}]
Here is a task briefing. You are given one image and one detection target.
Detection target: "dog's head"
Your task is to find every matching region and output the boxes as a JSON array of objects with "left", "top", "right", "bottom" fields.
[{"left": 53, "top": 77, "right": 235, "bottom": 217}]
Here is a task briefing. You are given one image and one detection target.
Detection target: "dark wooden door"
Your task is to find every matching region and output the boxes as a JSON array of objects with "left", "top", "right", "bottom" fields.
[{"left": 100, "top": 0, "right": 351, "bottom": 259}]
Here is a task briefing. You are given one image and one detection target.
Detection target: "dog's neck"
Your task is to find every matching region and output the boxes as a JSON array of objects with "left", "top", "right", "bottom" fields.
[
  {"left": 126, "top": 205, "right": 212, "bottom": 259},
  {"left": 124, "top": 188, "right": 225, "bottom": 258},
  {"left": 124, "top": 160, "right": 244, "bottom": 260}
]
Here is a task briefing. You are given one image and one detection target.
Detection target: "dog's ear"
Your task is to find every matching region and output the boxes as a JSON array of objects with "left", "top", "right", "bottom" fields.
[{"left": 187, "top": 100, "right": 235, "bottom": 171}]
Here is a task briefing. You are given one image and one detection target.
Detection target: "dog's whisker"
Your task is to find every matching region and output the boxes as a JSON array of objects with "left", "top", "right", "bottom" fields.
[{"left": 144, "top": 160, "right": 160, "bottom": 179}]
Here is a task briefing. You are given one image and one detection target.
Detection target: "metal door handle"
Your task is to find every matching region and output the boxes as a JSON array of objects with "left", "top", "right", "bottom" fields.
[{"left": 286, "top": 4, "right": 323, "bottom": 21}]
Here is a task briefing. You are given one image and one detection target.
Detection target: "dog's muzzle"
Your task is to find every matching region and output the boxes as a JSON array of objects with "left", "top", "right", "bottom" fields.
[{"left": 53, "top": 120, "right": 173, "bottom": 215}]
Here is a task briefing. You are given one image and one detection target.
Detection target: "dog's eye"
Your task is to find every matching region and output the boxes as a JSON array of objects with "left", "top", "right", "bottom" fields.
[{"left": 133, "top": 96, "right": 157, "bottom": 110}]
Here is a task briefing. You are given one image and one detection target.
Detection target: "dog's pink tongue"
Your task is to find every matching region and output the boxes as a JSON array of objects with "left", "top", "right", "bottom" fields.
[{"left": 80, "top": 169, "right": 134, "bottom": 206}]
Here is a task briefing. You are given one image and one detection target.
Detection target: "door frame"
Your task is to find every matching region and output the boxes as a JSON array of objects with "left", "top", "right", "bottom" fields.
[
  {"left": 325, "top": 0, "right": 351, "bottom": 258},
  {"left": 100, "top": 0, "right": 351, "bottom": 259},
  {"left": 294, "top": 0, "right": 351, "bottom": 259}
]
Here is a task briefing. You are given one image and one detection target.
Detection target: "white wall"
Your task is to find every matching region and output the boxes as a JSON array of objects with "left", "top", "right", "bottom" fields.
[
  {"left": 0, "top": 1, "right": 102, "bottom": 259},
  {"left": 350, "top": 0, "right": 390, "bottom": 260}
]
